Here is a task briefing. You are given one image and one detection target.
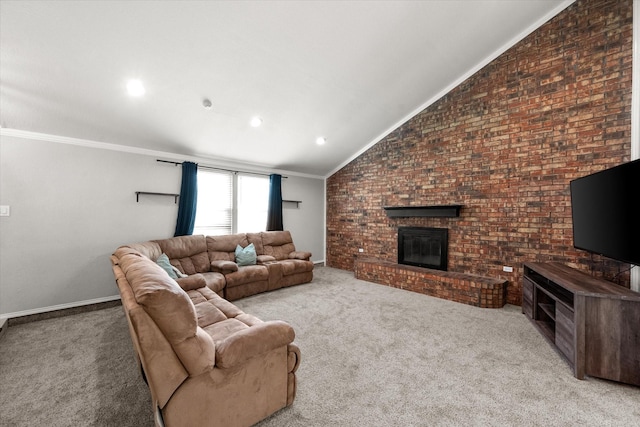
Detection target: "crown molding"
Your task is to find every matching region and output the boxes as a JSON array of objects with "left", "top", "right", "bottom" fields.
[{"left": 0, "top": 128, "right": 325, "bottom": 180}]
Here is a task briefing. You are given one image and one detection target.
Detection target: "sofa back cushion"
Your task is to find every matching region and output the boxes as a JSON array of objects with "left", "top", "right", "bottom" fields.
[
  {"left": 246, "top": 232, "right": 265, "bottom": 255},
  {"left": 120, "top": 241, "right": 163, "bottom": 261},
  {"left": 207, "top": 234, "right": 249, "bottom": 262},
  {"left": 118, "top": 251, "right": 215, "bottom": 376},
  {"left": 154, "top": 235, "right": 210, "bottom": 275},
  {"left": 261, "top": 231, "right": 296, "bottom": 261}
]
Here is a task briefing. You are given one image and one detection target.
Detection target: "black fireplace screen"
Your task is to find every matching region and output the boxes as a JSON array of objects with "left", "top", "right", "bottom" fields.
[{"left": 398, "top": 227, "right": 448, "bottom": 271}]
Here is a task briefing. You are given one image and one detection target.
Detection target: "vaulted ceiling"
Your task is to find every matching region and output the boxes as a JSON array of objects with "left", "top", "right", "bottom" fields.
[{"left": 0, "top": 1, "right": 574, "bottom": 177}]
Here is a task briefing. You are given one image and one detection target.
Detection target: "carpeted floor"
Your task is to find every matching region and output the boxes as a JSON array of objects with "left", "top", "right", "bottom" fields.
[{"left": 1, "top": 266, "right": 639, "bottom": 426}]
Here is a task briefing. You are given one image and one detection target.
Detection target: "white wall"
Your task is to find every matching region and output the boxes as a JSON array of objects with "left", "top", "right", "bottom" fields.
[
  {"left": 282, "top": 175, "right": 325, "bottom": 264},
  {"left": 0, "top": 134, "right": 325, "bottom": 318}
]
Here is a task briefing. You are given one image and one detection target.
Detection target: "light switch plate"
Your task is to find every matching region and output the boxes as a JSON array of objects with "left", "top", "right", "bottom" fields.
[{"left": 0, "top": 205, "right": 9, "bottom": 216}]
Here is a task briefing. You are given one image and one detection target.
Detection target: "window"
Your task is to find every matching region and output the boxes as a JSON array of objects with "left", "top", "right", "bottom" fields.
[
  {"left": 193, "top": 169, "right": 269, "bottom": 236},
  {"left": 237, "top": 174, "right": 269, "bottom": 233},
  {"left": 193, "top": 170, "right": 233, "bottom": 236}
]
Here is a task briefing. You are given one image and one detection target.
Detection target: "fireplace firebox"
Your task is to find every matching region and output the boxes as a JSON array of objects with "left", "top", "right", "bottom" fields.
[{"left": 398, "top": 227, "right": 448, "bottom": 271}]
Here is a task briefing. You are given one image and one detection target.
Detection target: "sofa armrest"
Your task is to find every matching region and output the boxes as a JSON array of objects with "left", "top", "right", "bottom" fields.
[
  {"left": 176, "top": 273, "right": 207, "bottom": 291},
  {"left": 215, "top": 321, "right": 295, "bottom": 369},
  {"left": 210, "top": 260, "right": 239, "bottom": 274},
  {"left": 289, "top": 251, "right": 312, "bottom": 260},
  {"left": 256, "top": 255, "right": 276, "bottom": 264}
]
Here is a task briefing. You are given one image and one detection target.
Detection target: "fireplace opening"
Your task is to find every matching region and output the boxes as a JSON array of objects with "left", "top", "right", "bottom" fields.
[{"left": 398, "top": 227, "right": 448, "bottom": 271}]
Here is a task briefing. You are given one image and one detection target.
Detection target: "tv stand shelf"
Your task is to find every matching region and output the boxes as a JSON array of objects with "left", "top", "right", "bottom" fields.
[{"left": 523, "top": 262, "right": 640, "bottom": 386}]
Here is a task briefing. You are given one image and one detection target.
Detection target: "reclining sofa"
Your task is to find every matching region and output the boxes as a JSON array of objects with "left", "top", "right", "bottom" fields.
[{"left": 110, "top": 231, "right": 311, "bottom": 426}]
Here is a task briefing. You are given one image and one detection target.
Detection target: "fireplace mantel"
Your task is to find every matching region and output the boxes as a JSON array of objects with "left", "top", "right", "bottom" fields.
[{"left": 383, "top": 205, "right": 462, "bottom": 218}]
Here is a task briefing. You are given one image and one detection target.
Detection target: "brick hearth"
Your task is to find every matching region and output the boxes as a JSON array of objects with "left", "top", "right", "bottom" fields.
[{"left": 355, "top": 257, "right": 508, "bottom": 308}]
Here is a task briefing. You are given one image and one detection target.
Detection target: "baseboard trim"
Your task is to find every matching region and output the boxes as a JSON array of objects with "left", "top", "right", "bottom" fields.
[
  {"left": 1, "top": 295, "right": 122, "bottom": 326},
  {"left": 1, "top": 264, "right": 327, "bottom": 325},
  {"left": 0, "top": 318, "right": 7, "bottom": 341}
]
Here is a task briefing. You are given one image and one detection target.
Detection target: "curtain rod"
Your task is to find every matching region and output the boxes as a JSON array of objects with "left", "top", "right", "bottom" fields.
[{"left": 157, "top": 159, "right": 287, "bottom": 178}]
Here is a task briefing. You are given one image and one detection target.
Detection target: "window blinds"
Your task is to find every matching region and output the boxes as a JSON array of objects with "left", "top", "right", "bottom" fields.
[{"left": 193, "top": 170, "right": 233, "bottom": 236}]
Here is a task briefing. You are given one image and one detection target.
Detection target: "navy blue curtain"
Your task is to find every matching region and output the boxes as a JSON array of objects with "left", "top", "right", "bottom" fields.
[
  {"left": 174, "top": 161, "right": 198, "bottom": 236},
  {"left": 266, "top": 174, "right": 283, "bottom": 231}
]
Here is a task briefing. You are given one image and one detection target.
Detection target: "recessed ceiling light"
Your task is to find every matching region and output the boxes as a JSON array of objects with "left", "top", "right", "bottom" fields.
[
  {"left": 126, "top": 79, "right": 145, "bottom": 97},
  {"left": 250, "top": 116, "right": 263, "bottom": 127},
  {"left": 316, "top": 137, "right": 326, "bottom": 145}
]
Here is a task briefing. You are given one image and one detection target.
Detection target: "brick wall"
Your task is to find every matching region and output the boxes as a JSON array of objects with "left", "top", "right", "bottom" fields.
[{"left": 326, "top": 0, "right": 633, "bottom": 305}]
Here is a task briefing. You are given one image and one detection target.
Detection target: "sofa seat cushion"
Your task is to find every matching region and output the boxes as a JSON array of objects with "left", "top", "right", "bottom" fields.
[
  {"left": 203, "top": 318, "right": 249, "bottom": 342},
  {"left": 279, "top": 259, "right": 314, "bottom": 276},
  {"left": 184, "top": 285, "right": 294, "bottom": 368},
  {"left": 187, "top": 287, "right": 261, "bottom": 326},
  {"left": 188, "top": 287, "right": 242, "bottom": 318},
  {"left": 225, "top": 265, "right": 269, "bottom": 288}
]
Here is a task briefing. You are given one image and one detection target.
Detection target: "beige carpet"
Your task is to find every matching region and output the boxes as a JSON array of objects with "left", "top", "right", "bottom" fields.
[{"left": 1, "top": 266, "right": 638, "bottom": 426}]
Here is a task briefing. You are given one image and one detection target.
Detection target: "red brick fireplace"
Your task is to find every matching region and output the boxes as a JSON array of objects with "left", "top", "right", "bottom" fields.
[{"left": 326, "top": 0, "right": 633, "bottom": 306}]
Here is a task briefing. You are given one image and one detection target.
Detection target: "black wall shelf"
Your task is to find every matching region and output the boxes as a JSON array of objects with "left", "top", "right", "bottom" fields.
[
  {"left": 283, "top": 199, "right": 302, "bottom": 208},
  {"left": 136, "top": 191, "right": 180, "bottom": 204},
  {"left": 383, "top": 205, "right": 462, "bottom": 218}
]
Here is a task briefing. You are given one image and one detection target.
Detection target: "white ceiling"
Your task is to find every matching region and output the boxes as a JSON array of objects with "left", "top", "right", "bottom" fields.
[{"left": 0, "top": 0, "right": 573, "bottom": 177}]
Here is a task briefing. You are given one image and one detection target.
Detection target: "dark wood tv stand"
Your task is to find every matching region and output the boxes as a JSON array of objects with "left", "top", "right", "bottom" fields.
[{"left": 523, "top": 262, "right": 640, "bottom": 386}]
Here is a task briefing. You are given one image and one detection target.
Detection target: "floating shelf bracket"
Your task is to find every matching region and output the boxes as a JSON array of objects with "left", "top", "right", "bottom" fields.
[{"left": 136, "top": 191, "right": 180, "bottom": 204}]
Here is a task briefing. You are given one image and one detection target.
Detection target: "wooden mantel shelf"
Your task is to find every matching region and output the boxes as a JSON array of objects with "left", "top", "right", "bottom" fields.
[{"left": 383, "top": 205, "right": 462, "bottom": 218}]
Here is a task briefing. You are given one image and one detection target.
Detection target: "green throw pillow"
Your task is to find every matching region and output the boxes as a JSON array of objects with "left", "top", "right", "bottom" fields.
[
  {"left": 156, "top": 253, "right": 178, "bottom": 279},
  {"left": 235, "top": 243, "right": 257, "bottom": 266}
]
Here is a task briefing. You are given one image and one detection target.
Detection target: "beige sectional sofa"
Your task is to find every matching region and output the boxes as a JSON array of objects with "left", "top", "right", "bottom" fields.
[{"left": 110, "top": 231, "right": 312, "bottom": 426}]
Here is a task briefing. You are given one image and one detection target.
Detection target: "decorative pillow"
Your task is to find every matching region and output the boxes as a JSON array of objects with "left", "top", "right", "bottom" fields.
[
  {"left": 235, "top": 243, "right": 257, "bottom": 266},
  {"left": 171, "top": 265, "right": 188, "bottom": 278},
  {"left": 156, "top": 253, "right": 178, "bottom": 279}
]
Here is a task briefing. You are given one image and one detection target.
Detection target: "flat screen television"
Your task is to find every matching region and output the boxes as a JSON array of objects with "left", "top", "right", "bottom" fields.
[{"left": 569, "top": 158, "right": 639, "bottom": 265}]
